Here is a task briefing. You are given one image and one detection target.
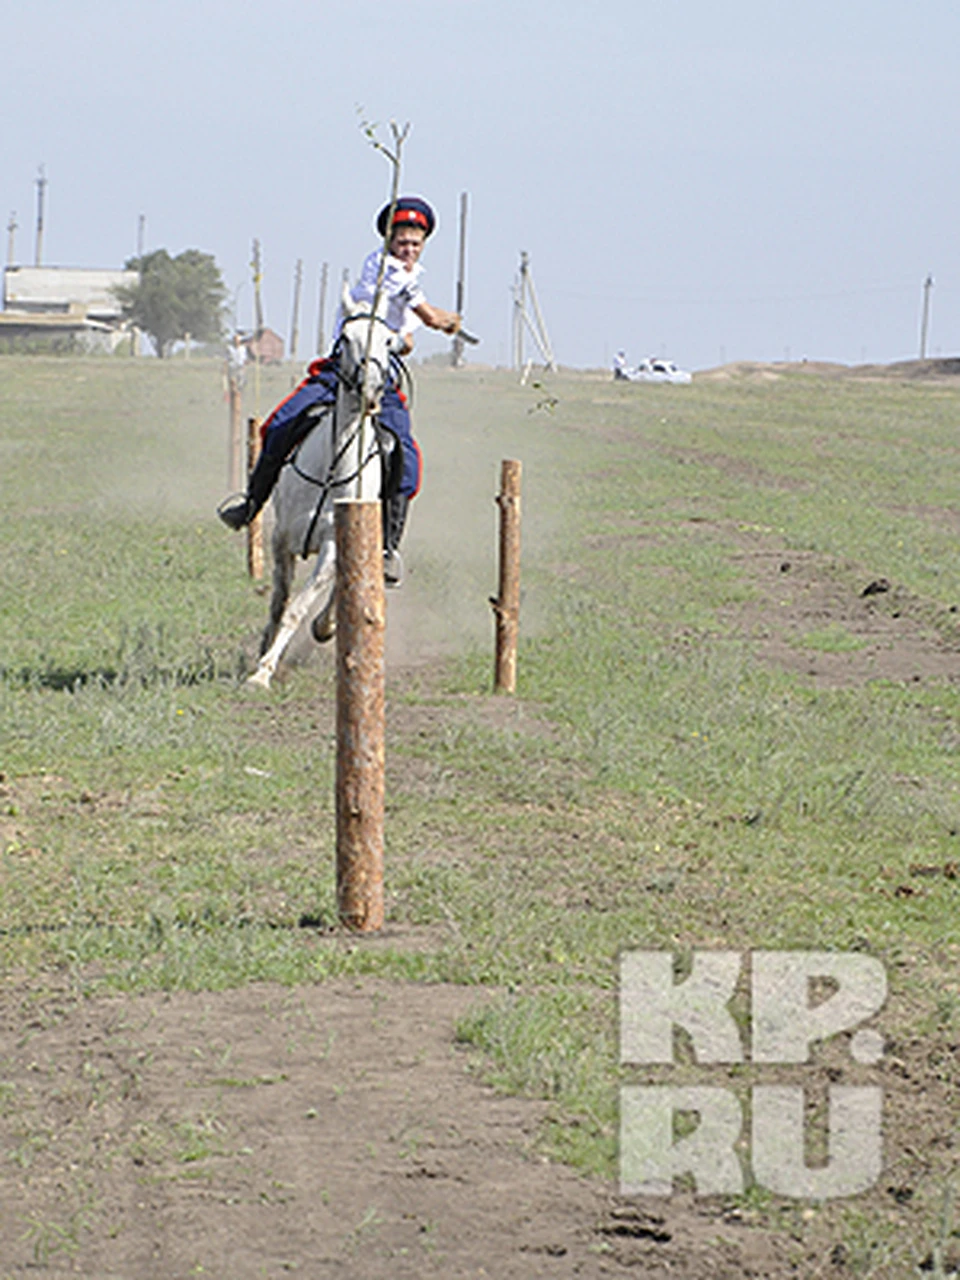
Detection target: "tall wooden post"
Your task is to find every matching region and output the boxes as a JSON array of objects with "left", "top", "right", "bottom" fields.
[
  {"left": 246, "top": 416, "right": 264, "bottom": 580},
  {"left": 335, "top": 500, "right": 385, "bottom": 932},
  {"left": 491, "top": 459, "right": 522, "bottom": 693}
]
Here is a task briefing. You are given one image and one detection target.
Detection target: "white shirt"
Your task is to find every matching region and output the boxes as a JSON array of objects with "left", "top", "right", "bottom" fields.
[{"left": 335, "top": 249, "right": 426, "bottom": 340}]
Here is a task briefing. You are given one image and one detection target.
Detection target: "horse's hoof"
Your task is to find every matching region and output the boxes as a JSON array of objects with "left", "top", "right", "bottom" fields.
[
  {"left": 245, "top": 668, "right": 272, "bottom": 690},
  {"left": 383, "top": 548, "right": 404, "bottom": 588},
  {"left": 312, "top": 598, "right": 336, "bottom": 643},
  {"left": 312, "top": 613, "right": 336, "bottom": 643}
]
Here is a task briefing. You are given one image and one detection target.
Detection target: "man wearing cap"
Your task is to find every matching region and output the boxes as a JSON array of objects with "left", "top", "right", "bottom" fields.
[{"left": 218, "top": 197, "right": 460, "bottom": 586}]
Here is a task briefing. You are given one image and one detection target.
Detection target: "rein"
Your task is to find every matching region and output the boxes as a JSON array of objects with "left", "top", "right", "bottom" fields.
[{"left": 289, "top": 320, "right": 393, "bottom": 559}]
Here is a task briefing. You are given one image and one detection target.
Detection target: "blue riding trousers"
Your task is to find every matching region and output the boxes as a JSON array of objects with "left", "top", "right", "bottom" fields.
[{"left": 260, "top": 356, "right": 421, "bottom": 498}]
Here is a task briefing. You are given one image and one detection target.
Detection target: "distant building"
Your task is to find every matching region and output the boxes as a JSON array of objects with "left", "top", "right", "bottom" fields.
[
  {"left": 243, "top": 327, "right": 285, "bottom": 365},
  {"left": 1, "top": 265, "right": 138, "bottom": 351}
]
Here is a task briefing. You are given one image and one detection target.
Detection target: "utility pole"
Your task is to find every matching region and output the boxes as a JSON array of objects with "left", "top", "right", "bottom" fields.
[
  {"left": 316, "top": 260, "right": 329, "bottom": 354},
  {"left": 6, "top": 211, "right": 17, "bottom": 266},
  {"left": 250, "top": 239, "right": 264, "bottom": 414},
  {"left": 34, "top": 165, "right": 47, "bottom": 266},
  {"left": 451, "top": 191, "right": 468, "bottom": 367},
  {"left": 137, "top": 213, "right": 145, "bottom": 258},
  {"left": 289, "top": 258, "right": 303, "bottom": 361},
  {"left": 512, "top": 251, "right": 556, "bottom": 376},
  {"left": 511, "top": 255, "right": 526, "bottom": 370},
  {"left": 919, "top": 273, "right": 934, "bottom": 360},
  {"left": 251, "top": 238, "right": 264, "bottom": 336},
  {"left": 525, "top": 263, "right": 555, "bottom": 371}
]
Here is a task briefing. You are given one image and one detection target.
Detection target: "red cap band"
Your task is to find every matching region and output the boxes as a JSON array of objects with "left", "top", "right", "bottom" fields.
[{"left": 393, "top": 209, "right": 429, "bottom": 229}]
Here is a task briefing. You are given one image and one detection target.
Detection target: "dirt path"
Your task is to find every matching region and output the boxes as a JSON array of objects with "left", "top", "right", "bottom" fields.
[
  {"left": 3, "top": 521, "right": 958, "bottom": 1279},
  {"left": 721, "top": 520, "right": 960, "bottom": 687},
  {"left": 0, "top": 978, "right": 792, "bottom": 1279}
]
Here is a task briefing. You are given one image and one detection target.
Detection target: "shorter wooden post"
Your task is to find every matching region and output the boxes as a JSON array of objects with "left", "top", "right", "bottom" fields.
[
  {"left": 246, "top": 416, "right": 264, "bottom": 581},
  {"left": 491, "top": 458, "right": 522, "bottom": 693},
  {"left": 335, "top": 500, "right": 385, "bottom": 932}
]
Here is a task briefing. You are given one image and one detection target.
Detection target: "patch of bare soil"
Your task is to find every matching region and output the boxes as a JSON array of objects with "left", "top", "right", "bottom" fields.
[
  {"left": 716, "top": 521, "right": 960, "bottom": 688},
  {"left": 0, "top": 979, "right": 798, "bottom": 1279}
]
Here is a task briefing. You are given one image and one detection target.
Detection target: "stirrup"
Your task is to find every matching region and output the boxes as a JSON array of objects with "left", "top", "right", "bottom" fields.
[{"left": 217, "top": 496, "right": 251, "bottom": 530}]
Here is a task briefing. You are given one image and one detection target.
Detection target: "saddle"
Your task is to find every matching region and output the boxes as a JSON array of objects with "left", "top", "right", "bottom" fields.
[{"left": 287, "top": 406, "right": 401, "bottom": 501}]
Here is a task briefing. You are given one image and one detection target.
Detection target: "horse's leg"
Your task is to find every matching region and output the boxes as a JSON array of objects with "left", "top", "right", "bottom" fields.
[
  {"left": 246, "top": 539, "right": 337, "bottom": 689},
  {"left": 260, "top": 534, "right": 294, "bottom": 656}
]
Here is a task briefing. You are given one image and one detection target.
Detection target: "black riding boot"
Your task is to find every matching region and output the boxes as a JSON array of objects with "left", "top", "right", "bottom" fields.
[
  {"left": 382, "top": 494, "right": 409, "bottom": 586},
  {"left": 218, "top": 403, "right": 328, "bottom": 530},
  {"left": 220, "top": 430, "right": 302, "bottom": 529},
  {"left": 218, "top": 449, "right": 286, "bottom": 530}
]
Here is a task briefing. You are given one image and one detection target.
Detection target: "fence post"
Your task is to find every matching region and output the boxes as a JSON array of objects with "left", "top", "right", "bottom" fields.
[
  {"left": 491, "top": 458, "right": 522, "bottom": 693},
  {"left": 335, "top": 499, "right": 385, "bottom": 932},
  {"left": 246, "top": 416, "right": 264, "bottom": 581}
]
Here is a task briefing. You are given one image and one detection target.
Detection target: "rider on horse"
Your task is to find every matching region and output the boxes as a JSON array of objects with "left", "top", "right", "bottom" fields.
[{"left": 218, "top": 196, "right": 460, "bottom": 584}]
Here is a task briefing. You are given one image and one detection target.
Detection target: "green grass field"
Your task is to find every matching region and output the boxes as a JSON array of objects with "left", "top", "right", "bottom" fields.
[{"left": 1, "top": 353, "right": 959, "bottom": 1275}]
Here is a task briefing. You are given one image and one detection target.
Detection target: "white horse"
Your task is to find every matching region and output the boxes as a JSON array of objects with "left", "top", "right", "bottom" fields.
[{"left": 246, "top": 283, "right": 398, "bottom": 689}]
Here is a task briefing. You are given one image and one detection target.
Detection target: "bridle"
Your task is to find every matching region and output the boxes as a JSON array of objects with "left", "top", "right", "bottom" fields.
[{"left": 336, "top": 310, "right": 395, "bottom": 395}]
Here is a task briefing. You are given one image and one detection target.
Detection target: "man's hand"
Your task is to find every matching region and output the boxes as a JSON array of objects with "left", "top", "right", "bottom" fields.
[{"left": 414, "top": 302, "right": 461, "bottom": 335}]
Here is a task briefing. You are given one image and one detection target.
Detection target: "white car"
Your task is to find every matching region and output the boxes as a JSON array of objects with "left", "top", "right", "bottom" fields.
[{"left": 631, "top": 357, "right": 692, "bottom": 384}]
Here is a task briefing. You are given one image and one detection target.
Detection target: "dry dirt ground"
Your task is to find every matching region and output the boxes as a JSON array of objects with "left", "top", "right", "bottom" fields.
[
  {"left": 2, "top": 521, "right": 959, "bottom": 1279},
  {"left": 723, "top": 525, "right": 960, "bottom": 689}
]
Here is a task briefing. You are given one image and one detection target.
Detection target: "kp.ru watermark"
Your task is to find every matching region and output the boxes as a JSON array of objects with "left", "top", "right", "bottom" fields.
[{"left": 619, "top": 951, "right": 887, "bottom": 1199}]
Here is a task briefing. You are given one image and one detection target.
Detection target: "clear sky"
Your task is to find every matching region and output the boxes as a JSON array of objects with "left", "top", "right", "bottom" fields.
[{"left": 3, "top": 1, "right": 958, "bottom": 370}]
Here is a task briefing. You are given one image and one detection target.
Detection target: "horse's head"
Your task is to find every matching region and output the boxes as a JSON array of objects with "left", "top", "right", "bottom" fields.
[{"left": 337, "top": 281, "right": 398, "bottom": 416}]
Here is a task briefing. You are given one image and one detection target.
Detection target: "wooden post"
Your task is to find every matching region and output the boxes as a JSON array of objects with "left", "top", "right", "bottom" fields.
[
  {"left": 246, "top": 416, "right": 263, "bottom": 581},
  {"left": 491, "top": 459, "right": 522, "bottom": 693},
  {"left": 335, "top": 500, "right": 385, "bottom": 932}
]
